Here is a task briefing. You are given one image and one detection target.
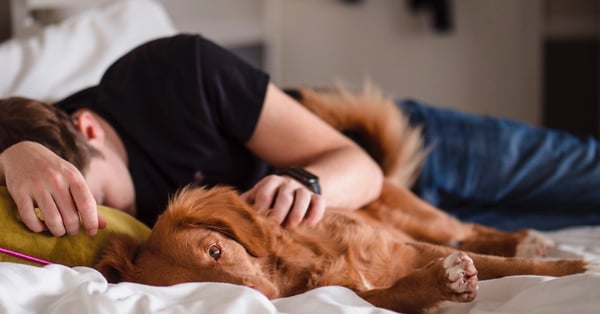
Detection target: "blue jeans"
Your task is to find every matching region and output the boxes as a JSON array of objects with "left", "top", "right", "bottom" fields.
[{"left": 398, "top": 99, "right": 600, "bottom": 231}]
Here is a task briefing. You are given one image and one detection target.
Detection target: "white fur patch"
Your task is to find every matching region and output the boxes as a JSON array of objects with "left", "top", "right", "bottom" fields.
[
  {"left": 357, "top": 271, "right": 373, "bottom": 290},
  {"left": 444, "top": 252, "right": 469, "bottom": 280},
  {"left": 443, "top": 252, "right": 476, "bottom": 293},
  {"left": 516, "top": 230, "right": 555, "bottom": 258}
]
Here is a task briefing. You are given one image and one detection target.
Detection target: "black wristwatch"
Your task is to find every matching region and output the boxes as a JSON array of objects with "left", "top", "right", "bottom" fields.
[{"left": 281, "top": 167, "right": 321, "bottom": 195}]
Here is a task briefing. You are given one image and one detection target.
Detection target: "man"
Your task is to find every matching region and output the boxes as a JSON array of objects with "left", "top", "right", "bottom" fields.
[{"left": 0, "top": 34, "right": 383, "bottom": 236}]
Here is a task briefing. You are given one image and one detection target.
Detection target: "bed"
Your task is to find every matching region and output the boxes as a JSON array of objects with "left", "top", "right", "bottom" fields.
[
  {"left": 0, "top": 227, "right": 598, "bottom": 313},
  {"left": 1, "top": 1, "right": 600, "bottom": 313}
]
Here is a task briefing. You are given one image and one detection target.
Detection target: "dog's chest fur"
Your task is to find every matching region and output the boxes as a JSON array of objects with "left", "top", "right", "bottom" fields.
[{"left": 267, "top": 209, "right": 417, "bottom": 294}]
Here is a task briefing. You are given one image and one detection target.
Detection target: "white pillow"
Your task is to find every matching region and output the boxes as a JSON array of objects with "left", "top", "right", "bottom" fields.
[{"left": 0, "top": 0, "right": 177, "bottom": 102}]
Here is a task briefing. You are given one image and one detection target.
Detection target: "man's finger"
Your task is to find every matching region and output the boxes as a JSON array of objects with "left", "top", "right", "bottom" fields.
[
  {"left": 69, "top": 180, "right": 99, "bottom": 236},
  {"left": 283, "top": 189, "right": 311, "bottom": 228},
  {"left": 13, "top": 194, "right": 46, "bottom": 233},
  {"left": 35, "top": 193, "right": 66, "bottom": 236},
  {"left": 304, "top": 194, "right": 326, "bottom": 226}
]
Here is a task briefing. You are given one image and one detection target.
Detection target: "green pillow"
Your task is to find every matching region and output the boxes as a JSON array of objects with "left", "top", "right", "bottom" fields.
[{"left": 0, "top": 187, "right": 150, "bottom": 267}]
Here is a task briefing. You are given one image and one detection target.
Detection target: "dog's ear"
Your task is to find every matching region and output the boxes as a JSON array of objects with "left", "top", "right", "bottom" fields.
[
  {"left": 169, "top": 187, "right": 272, "bottom": 258},
  {"left": 94, "top": 233, "right": 141, "bottom": 283}
]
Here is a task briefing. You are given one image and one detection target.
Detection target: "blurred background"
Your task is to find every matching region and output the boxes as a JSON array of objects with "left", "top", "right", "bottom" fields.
[{"left": 1, "top": 0, "right": 599, "bottom": 136}]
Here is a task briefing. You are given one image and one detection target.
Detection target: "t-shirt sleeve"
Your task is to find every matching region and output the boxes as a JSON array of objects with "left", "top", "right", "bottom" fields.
[
  {"left": 193, "top": 35, "right": 270, "bottom": 142},
  {"left": 90, "top": 34, "right": 269, "bottom": 145}
]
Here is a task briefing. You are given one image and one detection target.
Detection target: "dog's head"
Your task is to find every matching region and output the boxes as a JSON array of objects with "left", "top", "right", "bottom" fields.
[{"left": 94, "top": 186, "right": 279, "bottom": 299}]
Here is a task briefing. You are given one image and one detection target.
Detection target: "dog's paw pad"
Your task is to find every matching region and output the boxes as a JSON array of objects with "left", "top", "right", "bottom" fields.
[
  {"left": 584, "top": 260, "right": 600, "bottom": 273},
  {"left": 443, "top": 252, "right": 478, "bottom": 302},
  {"left": 516, "top": 230, "right": 555, "bottom": 258}
]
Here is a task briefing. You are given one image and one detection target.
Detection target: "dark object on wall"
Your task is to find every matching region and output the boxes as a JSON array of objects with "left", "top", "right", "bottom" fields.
[
  {"left": 409, "top": 0, "right": 453, "bottom": 33},
  {"left": 0, "top": 0, "right": 14, "bottom": 41},
  {"left": 543, "top": 39, "right": 599, "bottom": 138},
  {"left": 0, "top": 0, "right": 28, "bottom": 43}
]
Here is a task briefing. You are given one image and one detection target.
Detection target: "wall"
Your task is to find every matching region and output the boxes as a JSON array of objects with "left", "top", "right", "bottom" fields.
[
  {"left": 270, "top": 0, "right": 542, "bottom": 125},
  {"left": 159, "top": 0, "right": 264, "bottom": 47},
  {"left": 16, "top": 0, "right": 544, "bottom": 125}
]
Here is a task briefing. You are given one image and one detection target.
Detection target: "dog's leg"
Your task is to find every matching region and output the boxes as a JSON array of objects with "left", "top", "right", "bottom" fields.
[
  {"left": 359, "top": 251, "right": 478, "bottom": 314},
  {"left": 364, "top": 182, "right": 554, "bottom": 257},
  {"left": 468, "top": 253, "right": 600, "bottom": 279},
  {"left": 369, "top": 241, "right": 599, "bottom": 313},
  {"left": 362, "top": 183, "right": 471, "bottom": 243},
  {"left": 405, "top": 242, "right": 599, "bottom": 279},
  {"left": 455, "top": 226, "right": 555, "bottom": 257}
]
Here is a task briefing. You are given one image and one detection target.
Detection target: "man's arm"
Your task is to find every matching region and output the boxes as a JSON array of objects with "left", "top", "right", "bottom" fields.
[{"left": 242, "top": 83, "right": 384, "bottom": 227}]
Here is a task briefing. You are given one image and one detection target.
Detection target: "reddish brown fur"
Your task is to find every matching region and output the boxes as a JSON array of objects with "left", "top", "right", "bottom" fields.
[
  {"left": 95, "top": 88, "right": 594, "bottom": 313},
  {"left": 95, "top": 185, "right": 590, "bottom": 313},
  {"left": 293, "top": 86, "right": 425, "bottom": 187}
]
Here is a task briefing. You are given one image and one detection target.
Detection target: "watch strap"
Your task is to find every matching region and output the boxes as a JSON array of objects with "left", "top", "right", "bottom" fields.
[{"left": 280, "top": 167, "right": 321, "bottom": 195}]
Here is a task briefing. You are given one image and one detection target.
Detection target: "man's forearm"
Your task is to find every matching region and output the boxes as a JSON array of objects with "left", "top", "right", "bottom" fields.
[{"left": 306, "top": 145, "right": 383, "bottom": 210}]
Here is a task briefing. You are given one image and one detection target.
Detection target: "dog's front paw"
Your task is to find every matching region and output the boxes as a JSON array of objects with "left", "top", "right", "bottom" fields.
[
  {"left": 516, "top": 230, "right": 555, "bottom": 258},
  {"left": 443, "top": 252, "right": 478, "bottom": 302}
]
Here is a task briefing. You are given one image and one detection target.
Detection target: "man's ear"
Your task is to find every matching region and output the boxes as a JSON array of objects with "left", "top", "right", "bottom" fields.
[{"left": 73, "top": 110, "right": 105, "bottom": 143}]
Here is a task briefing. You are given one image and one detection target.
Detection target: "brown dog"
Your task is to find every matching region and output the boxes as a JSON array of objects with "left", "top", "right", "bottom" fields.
[{"left": 95, "top": 88, "right": 599, "bottom": 313}]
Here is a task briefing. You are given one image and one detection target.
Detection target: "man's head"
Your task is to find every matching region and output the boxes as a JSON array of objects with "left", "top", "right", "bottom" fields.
[
  {"left": 0, "top": 97, "right": 100, "bottom": 172},
  {"left": 0, "top": 97, "right": 136, "bottom": 216}
]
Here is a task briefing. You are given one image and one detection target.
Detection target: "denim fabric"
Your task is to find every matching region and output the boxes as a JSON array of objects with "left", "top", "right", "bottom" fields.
[{"left": 398, "top": 99, "right": 600, "bottom": 230}]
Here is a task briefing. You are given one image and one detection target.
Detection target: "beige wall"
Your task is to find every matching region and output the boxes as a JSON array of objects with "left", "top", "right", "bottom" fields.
[{"left": 269, "top": 0, "right": 542, "bottom": 125}]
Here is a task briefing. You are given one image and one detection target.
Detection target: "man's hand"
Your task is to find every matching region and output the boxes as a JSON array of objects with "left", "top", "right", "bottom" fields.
[
  {"left": 0, "top": 141, "right": 106, "bottom": 236},
  {"left": 240, "top": 174, "right": 325, "bottom": 228}
]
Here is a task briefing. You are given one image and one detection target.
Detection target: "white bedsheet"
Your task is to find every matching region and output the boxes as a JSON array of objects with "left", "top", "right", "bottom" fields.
[
  {"left": 0, "top": 263, "right": 392, "bottom": 314},
  {"left": 1, "top": 227, "right": 599, "bottom": 314}
]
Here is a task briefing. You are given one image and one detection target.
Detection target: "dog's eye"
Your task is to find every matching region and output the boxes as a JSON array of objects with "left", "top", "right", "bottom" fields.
[{"left": 208, "top": 244, "right": 222, "bottom": 260}]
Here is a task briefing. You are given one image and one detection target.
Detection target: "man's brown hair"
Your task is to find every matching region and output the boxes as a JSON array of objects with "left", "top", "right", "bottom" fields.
[{"left": 0, "top": 97, "right": 100, "bottom": 172}]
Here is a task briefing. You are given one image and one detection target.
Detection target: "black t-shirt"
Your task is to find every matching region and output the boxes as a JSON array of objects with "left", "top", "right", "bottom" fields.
[{"left": 57, "top": 34, "right": 271, "bottom": 226}]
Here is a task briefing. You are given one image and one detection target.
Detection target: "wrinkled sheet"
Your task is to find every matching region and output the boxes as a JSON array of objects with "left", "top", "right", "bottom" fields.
[{"left": 1, "top": 226, "right": 599, "bottom": 314}]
